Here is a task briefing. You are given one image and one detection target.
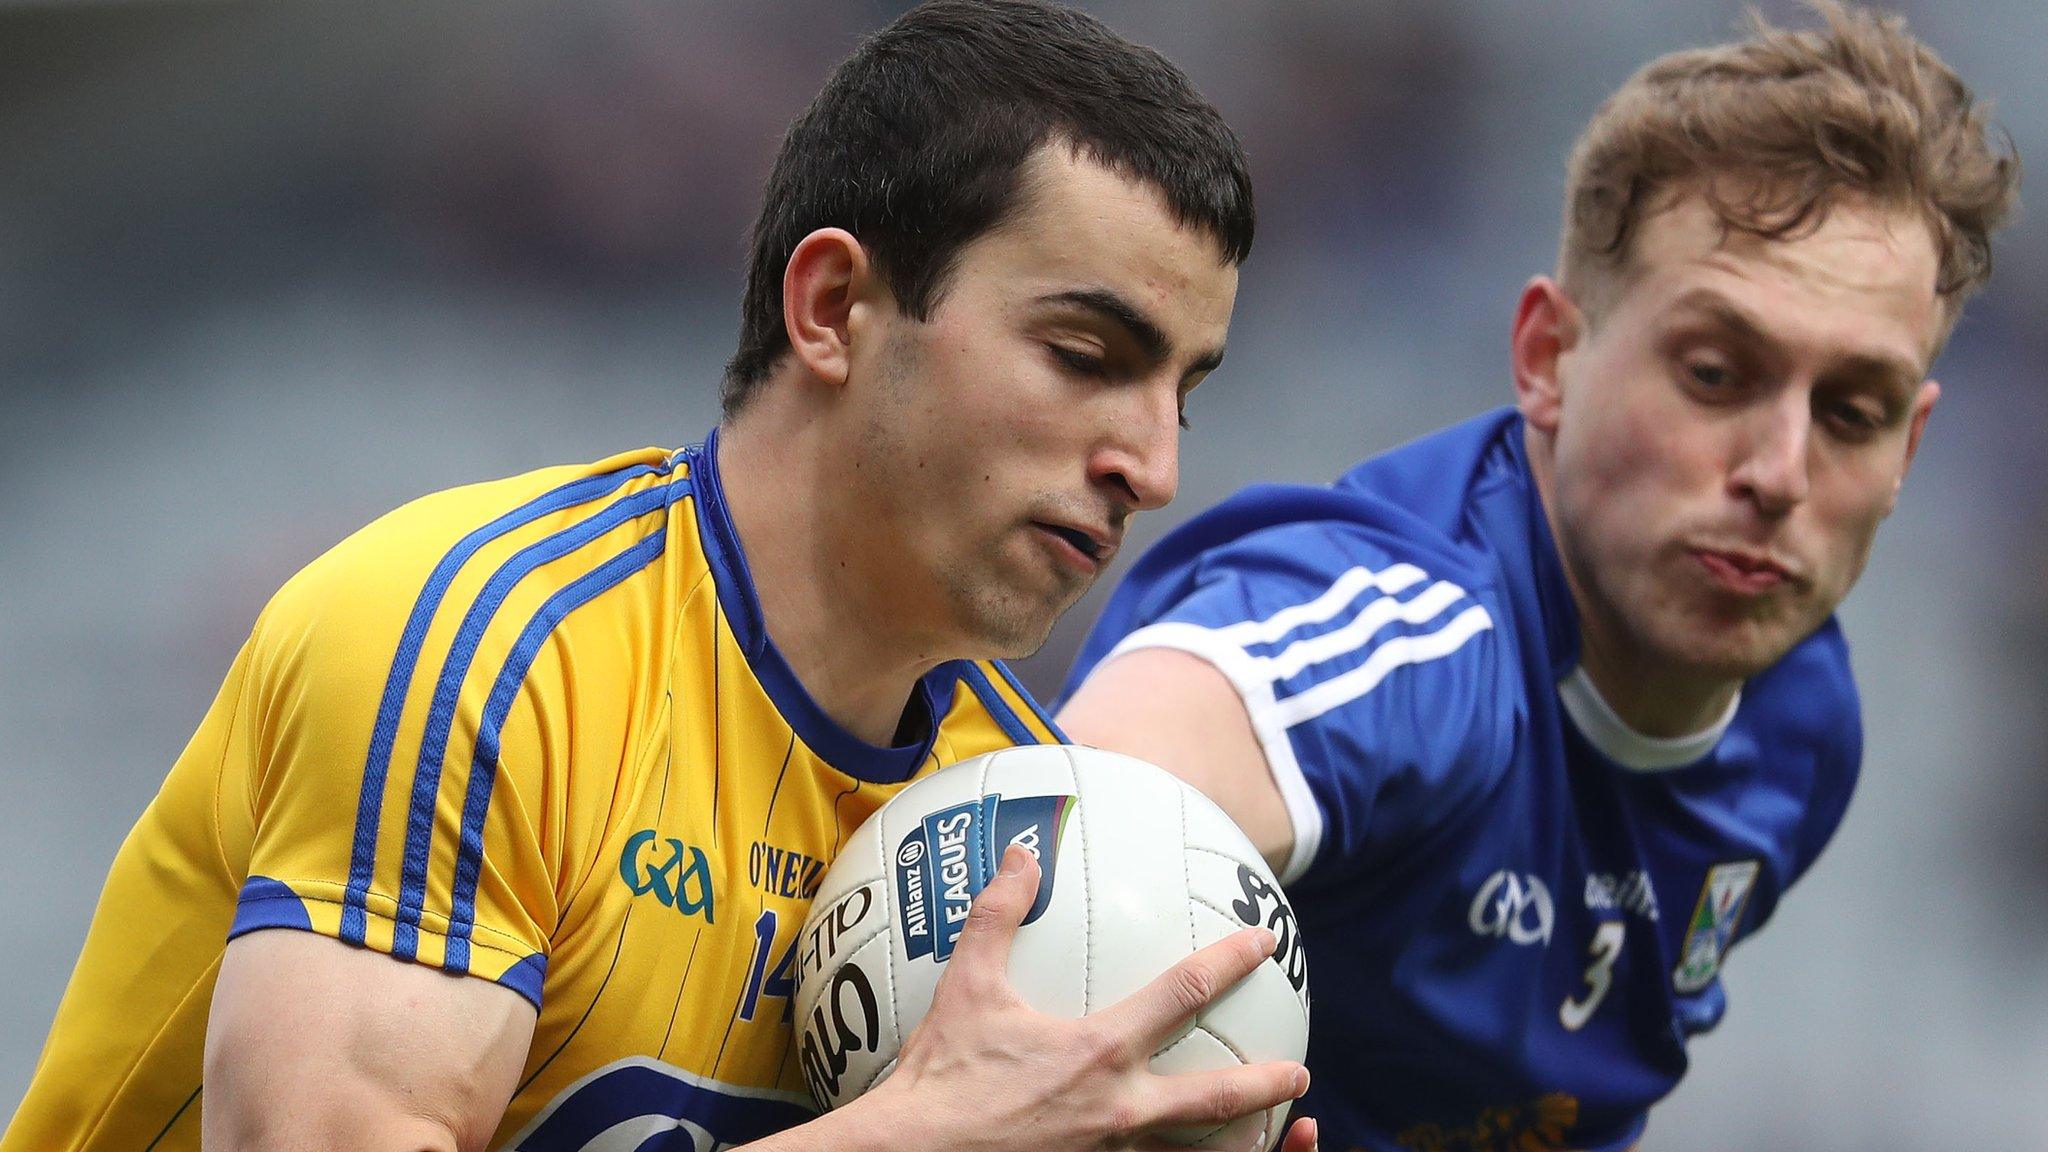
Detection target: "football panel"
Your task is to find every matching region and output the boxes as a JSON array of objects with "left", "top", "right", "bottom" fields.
[
  {"left": 1065, "top": 746, "right": 1201, "bottom": 1014},
  {"left": 1186, "top": 897, "right": 1311, "bottom": 1068},
  {"left": 794, "top": 923, "right": 901, "bottom": 1111}
]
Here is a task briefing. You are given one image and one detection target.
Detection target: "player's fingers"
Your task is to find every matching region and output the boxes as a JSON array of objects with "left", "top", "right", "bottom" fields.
[
  {"left": 935, "top": 844, "right": 1039, "bottom": 991},
  {"left": 1095, "top": 926, "right": 1276, "bottom": 1050},
  {"left": 1277, "top": 1114, "right": 1318, "bottom": 1152},
  {"left": 1136, "top": 1060, "right": 1309, "bottom": 1137}
]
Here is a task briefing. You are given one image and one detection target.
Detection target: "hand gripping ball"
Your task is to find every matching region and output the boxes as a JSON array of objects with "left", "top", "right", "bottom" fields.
[{"left": 792, "top": 744, "right": 1311, "bottom": 1151}]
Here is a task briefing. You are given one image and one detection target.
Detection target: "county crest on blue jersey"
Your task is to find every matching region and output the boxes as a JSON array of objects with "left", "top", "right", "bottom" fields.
[{"left": 1671, "top": 860, "right": 1761, "bottom": 993}]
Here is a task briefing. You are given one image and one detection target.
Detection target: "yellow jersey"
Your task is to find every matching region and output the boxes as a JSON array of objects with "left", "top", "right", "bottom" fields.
[{"left": 6, "top": 431, "right": 1061, "bottom": 1151}]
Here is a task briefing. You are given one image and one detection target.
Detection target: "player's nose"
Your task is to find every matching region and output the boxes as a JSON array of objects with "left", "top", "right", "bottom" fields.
[
  {"left": 1728, "top": 391, "right": 1813, "bottom": 517},
  {"left": 1090, "top": 385, "right": 1181, "bottom": 513}
]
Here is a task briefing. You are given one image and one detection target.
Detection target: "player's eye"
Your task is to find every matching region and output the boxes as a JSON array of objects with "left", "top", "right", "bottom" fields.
[
  {"left": 1688, "top": 361, "right": 1732, "bottom": 390},
  {"left": 1673, "top": 347, "right": 1750, "bottom": 404},
  {"left": 1048, "top": 344, "right": 1108, "bottom": 377},
  {"left": 1818, "top": 396, "right": 1886, "bottom": 442}
]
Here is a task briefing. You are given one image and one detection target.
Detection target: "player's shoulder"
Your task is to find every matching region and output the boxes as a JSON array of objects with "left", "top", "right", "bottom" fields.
[
  {"left": 255, "top": 446, "right": 689, "bottom": 680},
  {"left": 1071, "top": 414, "right": 1522, "bottom": 718},
  {"left": 1070, "top": 414, "right": 1534, "bottom": 880},
  {"left": 1726, "top": 617, "right": 1864, "bottom": 881},
  {"left": 1125, "top": 479, "right": 1498, "bottom": 622},
  {"left": 934, "top": 658, "right": 1067, "bottom": 755},
  {"left": 1135, "top": 408, "right": 1525, "bottom": 604}
]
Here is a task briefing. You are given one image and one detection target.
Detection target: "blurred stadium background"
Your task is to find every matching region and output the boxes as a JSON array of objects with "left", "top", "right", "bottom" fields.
[{"left": 2, "top": 1, "right": 2043, "bottom": 1145}]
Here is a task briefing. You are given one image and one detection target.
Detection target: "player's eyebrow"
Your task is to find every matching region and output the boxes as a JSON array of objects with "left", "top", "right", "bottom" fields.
[
  {"left": 1669, "top": 288, "right": 1921, "bottom": 398},
  {"left": 1036, "top": 288, "right": 1227, "bottom": 376}
]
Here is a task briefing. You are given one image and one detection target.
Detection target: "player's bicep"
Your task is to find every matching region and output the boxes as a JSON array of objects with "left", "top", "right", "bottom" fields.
[
  {"left": 204, "top": 929, "right": 535, "bottom": 1152},
  {"left": 1059, "top": 647, "right": 1294, "bottom": 874}
]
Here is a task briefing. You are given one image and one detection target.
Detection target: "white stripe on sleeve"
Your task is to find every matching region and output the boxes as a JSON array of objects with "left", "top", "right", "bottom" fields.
[
  {"left": 1263, "top": 604, "right": 1493, "bottom": 728},
  {"left": 1258, "top": 578, "right": 1470, "bottom": 681},
  {"left": 1214, "top": 563, "right": 1427, "bottom": 647}
]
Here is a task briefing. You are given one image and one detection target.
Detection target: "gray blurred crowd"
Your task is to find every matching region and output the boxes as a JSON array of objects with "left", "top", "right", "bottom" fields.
[{"left": 2, "top": 1, "right": 2042, "bottom": 1146}]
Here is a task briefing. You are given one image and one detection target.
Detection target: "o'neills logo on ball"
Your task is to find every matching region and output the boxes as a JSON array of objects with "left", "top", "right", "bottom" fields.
[{"left": 895, "top": 793, "right": 1073, "bottom": 962}]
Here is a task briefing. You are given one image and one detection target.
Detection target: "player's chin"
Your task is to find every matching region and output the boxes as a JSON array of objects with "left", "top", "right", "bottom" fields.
[
  {"left": 1660, "top": 607, "right": 1816, "bottom": 680},
  {"left": 964, "top": 590, "right": 1072, "bottom": 660}
]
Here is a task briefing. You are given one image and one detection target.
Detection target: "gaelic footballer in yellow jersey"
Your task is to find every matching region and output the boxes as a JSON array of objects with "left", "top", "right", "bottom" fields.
[{"left": 7, "top": 431, "right": 1060, "bottom": 1151}]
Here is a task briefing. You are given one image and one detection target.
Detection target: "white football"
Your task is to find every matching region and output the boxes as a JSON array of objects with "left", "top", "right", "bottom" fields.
[{"left": 792, "top": 744, "right": 1311, "bottom": 1152}]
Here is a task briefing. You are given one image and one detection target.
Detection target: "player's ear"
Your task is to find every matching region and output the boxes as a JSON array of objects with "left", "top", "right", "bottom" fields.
[
  {"left": 782, "top": 228, "right": 875, "bottom": 389},
  {"left": 1887, "top": 378, "right": 1940, "bottom": 515},
  {"left": 1511, "top": 276, "right": 1580, "bottom": 436}
]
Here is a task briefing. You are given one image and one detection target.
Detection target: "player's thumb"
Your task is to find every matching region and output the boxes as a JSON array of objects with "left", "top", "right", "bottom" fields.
[{"left": 944, "top": 844, "right": 1040, "bottom": 990}]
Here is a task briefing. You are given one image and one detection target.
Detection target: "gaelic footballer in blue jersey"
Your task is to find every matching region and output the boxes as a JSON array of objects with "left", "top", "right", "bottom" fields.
[{"left": 1061, "top": 5, "right": 2019, "bottom": 1151}]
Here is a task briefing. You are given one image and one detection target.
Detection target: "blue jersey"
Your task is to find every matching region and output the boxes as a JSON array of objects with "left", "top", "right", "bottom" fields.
[{"left": 1062, "top": 409, "right": 1861, "bottom": 1152}]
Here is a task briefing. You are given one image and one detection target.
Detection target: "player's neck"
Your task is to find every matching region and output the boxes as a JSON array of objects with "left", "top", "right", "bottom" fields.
[
  {"left": 1573, "top": 629, "right": 1740, "bottom": 740},
  {"left": 715, "top": 411, "right": 948, "bottom": 748}
]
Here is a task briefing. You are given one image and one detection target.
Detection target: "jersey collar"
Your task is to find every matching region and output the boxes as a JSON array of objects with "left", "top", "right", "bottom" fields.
[
  {"left": 686, "top": 427, "right": 944, "bottom": 784},
  {"left": 1557, "top": 665, "right": 1740, "bottom": 771},
  {"left": 1496, "top": 414, "right": 1583, "bottom": 680}
]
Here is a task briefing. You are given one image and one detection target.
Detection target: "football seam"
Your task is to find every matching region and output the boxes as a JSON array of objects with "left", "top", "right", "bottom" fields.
[
  {"left": 864, "top": 783, "right": 897, "bottom": 1074},
  {"left": 809, "top": 903, "right": 896, "bottom": 1005},
  {"left": 1066, "top": 745, "right": 1095, "bottom": 1014},
  {"left": 1182, "top": 843, "right": 1258, "bottom": 868},
  {"left": 834, "top": 927, "right": 899, "bottom": 1101},
  {"left": 1160, "top": 1022, "right": 1253, "bottom": 1146},
  {"left": 875, "top": 791, "right": 905, "bottom": 1064},
  {"left": 1185, "top": 891, "right": 1250, "bottom": 939},
  {"left": 878, "top": 891, "right": 903, "bottom": 1058},
  {"left": 1178, "top": 782, "right": 1197, "bottom": 956}
]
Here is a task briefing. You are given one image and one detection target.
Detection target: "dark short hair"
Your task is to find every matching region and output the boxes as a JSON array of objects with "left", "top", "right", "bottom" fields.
[{"left": 722, "top": 0, "right": 1254, "bottom": 413}]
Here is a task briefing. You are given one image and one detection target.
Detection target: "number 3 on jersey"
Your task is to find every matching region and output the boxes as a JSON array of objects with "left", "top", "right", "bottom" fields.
[{"left": 1559, "top": 920, "right": 1625, "bottom": 1031}]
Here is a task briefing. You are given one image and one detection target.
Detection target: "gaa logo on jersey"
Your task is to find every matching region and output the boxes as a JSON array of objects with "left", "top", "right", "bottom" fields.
[
  {"left": 1672, "top": 859, "right": 1761, "bottom": 993},
  {"left": 1468, "top": 869, "right": 1554, "bottom": 946},
  {"left": 894, "top": 793, "right": 1074, "bottom": 961}
]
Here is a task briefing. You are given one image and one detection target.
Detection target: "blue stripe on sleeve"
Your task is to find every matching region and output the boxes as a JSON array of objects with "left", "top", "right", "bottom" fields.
[
  {"left": 495, "top": 952, "right": 549, "bottom": 1010},
  {"left": 229, "top": 876, "right": 315, "bottom": 937},
  {"left": 389, "top": 477, "right": 678, "bottom": 961},
  {"left": 989, "top": 659, "right": 1069, "bottom": 743},
  {"left": 958, "top": 663, "right": 1040, "bottom": 747},
  {"left": 442, "top": 517, "right": 679, "bottom": 974},
  {"left": 343, "top": 461, "right": 668, "bottom": 945}
]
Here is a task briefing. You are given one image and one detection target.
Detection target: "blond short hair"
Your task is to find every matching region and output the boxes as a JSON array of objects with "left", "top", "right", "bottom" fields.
[{"left": 1561, "top": 1, "right": 2020, "bottom": 327}]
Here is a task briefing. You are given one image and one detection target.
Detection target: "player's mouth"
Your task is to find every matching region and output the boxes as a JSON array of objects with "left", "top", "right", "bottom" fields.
[
  {"left": 1031, "top": 520, "right": 1117, "bottom": 574},
  {"left": 1691, "top": 547, "right": 1796, "bottom": 595}
]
